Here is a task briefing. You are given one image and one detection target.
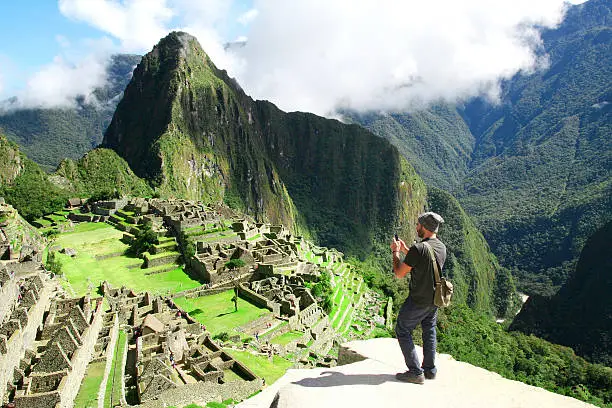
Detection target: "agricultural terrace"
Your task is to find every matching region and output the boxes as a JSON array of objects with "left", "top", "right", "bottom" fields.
[
  {"left": 297, "top": 243, "right": 366, "bottom": 337},
  {"left": 49, "top": 222, "right": 201, "bottom": 296}
]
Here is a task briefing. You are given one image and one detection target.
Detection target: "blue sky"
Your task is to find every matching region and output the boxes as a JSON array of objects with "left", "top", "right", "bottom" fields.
[
  {"left": 0, "top": 0, "right": 589, "bottom": 115},
  {"left": 0, "top": 0, "right": 254, "bottom": 100}
]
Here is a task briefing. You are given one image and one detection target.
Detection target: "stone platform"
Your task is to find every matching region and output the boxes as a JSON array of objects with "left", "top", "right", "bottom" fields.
[{"left": 237, "top": 338, "right": 594, "bottom": 408}]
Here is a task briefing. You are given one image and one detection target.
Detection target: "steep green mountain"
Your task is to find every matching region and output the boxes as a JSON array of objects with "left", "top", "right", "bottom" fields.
[
  {"left": 0, "top": 132, "right": 67, "bottom": 221},
  {"left": 344, "top": 105, "right": 475, "bottom": 192},
  {"left": 352, "top": 0, "right": 612, "bottom": 295},
  {"left": 0, "top": 133, "right": 23, "bottom": 185},
  {"left": 509, "top": 220, "right": 612, "bottom": 366},
  {"left": 0, "top": 54, "right": 141, "bottom": 172},
  {"left": 0, "top": 131, "right": 150, "bottom": 220},
  {"left": 53, "top": 148, "right": 152, "bottom": 198},
  {"left": 102, "top": 32, "right": 426, "bottom": 257}
]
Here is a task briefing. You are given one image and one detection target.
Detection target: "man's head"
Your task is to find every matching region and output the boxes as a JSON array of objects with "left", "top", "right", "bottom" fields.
[{"left": 417, "top": 212, "right": 444, "bottom": 237}]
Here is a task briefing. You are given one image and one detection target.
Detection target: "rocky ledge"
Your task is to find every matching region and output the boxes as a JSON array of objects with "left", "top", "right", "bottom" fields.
[{"left": 237, "top": 337, "right": 594, "bottom": 408}]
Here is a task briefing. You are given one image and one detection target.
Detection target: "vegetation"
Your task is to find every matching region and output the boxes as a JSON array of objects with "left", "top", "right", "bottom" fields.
[
  {"left": 45, "top": 250, "right": 62, "bottom": 276},
  {"left": 128, "top": 221, "right": 158, "bottom": 256},
  {"left": 227, "top": 349, "right": 293, "bottom": 385},
  {"left": 54, "top": 147, "right": 152, "bottom": 199},
  {"left": 73, "top": 361, "right": 106, "bottom": 408},
  {"left": 105, "top": 330, "right": 127, "bottom": 408},
  {"left": 52, "top": 222, "right": 200, "bottom": 295},
  {"left": 311, "top": 271, "right": 334, "bottom": 313},
  {"left": 437, "top": 305, "right": 612, "bottom": 407},
  {"left": 0, "top": 134, "right": 68, "bottom": 221},
  {"left": 510, "top": 221, "right": 612, "bottom": 366},
  {"left": 224, "top": 258, "right": 245, "bottom": 270},
  {"left": 177, "top": 230, "right": 196, "bottom": 260}
]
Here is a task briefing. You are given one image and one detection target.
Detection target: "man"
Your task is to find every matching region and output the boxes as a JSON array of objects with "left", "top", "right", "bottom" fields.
[{"left": 391, "top": 211, "right": 446, "bottom": 384}]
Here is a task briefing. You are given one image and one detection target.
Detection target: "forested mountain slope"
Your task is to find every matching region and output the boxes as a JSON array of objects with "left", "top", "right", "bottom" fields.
[{"left": 510, "top": 220, "right": 612, "bottom": 366}]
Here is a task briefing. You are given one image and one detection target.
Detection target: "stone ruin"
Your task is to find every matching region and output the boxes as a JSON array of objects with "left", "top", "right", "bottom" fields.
[
  {"left": 101, "top": 282, "right": 262, "bottom": 405},
  {"left": 0, "top": 201, "right": 43, "bottom": 263},
  {"left": 0, "top": 256, "right": 105, "bottom": 408}
]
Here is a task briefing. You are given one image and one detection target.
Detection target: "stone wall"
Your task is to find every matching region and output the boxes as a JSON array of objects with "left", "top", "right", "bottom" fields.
[
  {"left": 138, "top": 377, "right": 263, "bottom": 408},
  {"left": 12, "top": 390, "right": 61, "bottom": 408},
  {"left": 0, "top": 276, "right": 53, "bottom": 403},
  {"left": 237, "top": 284, "right": 279, "bottom": 315},
  {"left": 173, "top": 285, "right": 230, "bottom": 299},
  {"left": 0, "top": 279, "right": 18, "bottom": 324},
  {"left": 57, "top": 299, "right": 105, "bottom": 408}
]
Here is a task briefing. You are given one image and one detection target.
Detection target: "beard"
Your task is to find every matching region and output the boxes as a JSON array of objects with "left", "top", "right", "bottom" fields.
[{"left": 416, "top": 225, "right": 425, "bottom": 238}]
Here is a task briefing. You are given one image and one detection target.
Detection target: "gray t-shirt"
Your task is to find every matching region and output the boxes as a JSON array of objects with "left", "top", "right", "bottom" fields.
[{"left": 403, "top": 237, "right": 447, "bottom": 306}]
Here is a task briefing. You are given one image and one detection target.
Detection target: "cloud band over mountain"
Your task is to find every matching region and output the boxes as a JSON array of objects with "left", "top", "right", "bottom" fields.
[{"left": 3, "top": 0, "right": 576, "bottom": 114}]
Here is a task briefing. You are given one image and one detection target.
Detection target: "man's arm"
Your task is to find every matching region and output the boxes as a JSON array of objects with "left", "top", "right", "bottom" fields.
[
  {"left": 391, "top": 237, "right": 412, "bottom": 278},
  {"left": 393, "top": 251, "right": 412, "bottom": 278}
]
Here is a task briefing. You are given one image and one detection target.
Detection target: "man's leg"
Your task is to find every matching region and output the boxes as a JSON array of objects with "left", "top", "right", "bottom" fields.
[
  {"left": 421, "top": 306, "right": 438, "bottom": 378},
  {"left": 395, "top": 297, "right": 425, "bottom": 375}
]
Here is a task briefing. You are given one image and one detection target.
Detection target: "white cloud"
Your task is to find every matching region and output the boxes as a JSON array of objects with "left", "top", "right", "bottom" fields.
[
  {"left": 59, "top": 0, "right": 175, "bottom": 52},
  {"left": 229, "top": 0, "right": 569, "bottom": 115},
  {"left": 8, "top": 0, "right": 575, "bottom": 114},
  {"left": 7, "top": 54, "right": 109, "bottom": 110},
  {"left": 237, "top": 8, "right": 259, "bottom": 25}
]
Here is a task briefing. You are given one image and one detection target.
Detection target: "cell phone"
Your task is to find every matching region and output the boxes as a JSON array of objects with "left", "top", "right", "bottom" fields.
[{"left": 394, "top": 233, "right": 399, "bottom": 241}]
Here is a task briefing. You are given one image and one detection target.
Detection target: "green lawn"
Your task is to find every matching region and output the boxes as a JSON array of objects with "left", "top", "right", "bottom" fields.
[
  {"left": 226, "top": 349, "right": 292, "bottom": 385},
  {"left": 105, "top": 330, "right": 126, "bottom": 408},
  {"left": 173, "top": 291, "right": 271, "bottom": 336},
  {"left": 52, "top": 223, "right": 201, "bottom": 295},
  {"left": 270, "top": 330, "right": 304, "bottom": 346},
  {"left": 73, "top": 361, "right": 106, "bottom": 408}
]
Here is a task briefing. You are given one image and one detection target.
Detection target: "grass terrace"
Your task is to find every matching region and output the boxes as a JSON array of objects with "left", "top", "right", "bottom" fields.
[
  {"left": 73, "top": 361, "right": 106, "bottom": 408},
  {"left": 226, "top": 349, "right": 293, "bottom": 385},
  {"left": 51, "top": 222, "right": 201, "bottom": 295},
  {"left": 173, "top": 290, "right": 271, "bottom": 337},
  {"left": 105, "top": 330, "right": 126, "bottom": 408},
  {"left": 270, "top": 330, "right": 304, "bottom": 346}
]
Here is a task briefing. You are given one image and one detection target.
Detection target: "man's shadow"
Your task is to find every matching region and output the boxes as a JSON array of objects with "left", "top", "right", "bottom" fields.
[{"left": 291, "top": 371, "right": 396, "bottom": 387}]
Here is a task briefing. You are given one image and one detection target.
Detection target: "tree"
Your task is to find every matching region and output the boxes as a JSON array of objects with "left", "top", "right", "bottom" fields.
[
  {"left": 225, "top": 258, "right": 246, "bottom": 270},
  {"left": 128, "top": 221, "right": 158, "bottom": 256},
  {"left": 231, "top": 285, "right": 239, "bottom": 312},
  {"left": 46, "top": 251, "right": 62, "bottom": 276}
]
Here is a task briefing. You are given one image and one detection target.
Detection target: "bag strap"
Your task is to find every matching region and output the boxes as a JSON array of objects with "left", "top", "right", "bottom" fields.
[{"left": 423, "top": 241, "right": 441, "bottom": 285}]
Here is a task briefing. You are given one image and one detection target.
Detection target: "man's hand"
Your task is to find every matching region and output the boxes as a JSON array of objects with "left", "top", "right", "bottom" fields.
[
  {"left": 391, "top": 235, "right": 412, "bottom": 278},
  {"left": 390, "top": 236, "right": 409, "bottom": 254}
]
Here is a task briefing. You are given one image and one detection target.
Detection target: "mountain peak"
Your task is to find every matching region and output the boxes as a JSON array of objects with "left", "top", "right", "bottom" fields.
[{"left": 157, "top": 31, "right": 203, "bottom": 59}]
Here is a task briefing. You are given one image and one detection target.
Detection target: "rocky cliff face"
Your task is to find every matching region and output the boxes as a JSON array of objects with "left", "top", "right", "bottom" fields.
[
  {"left": 0, "top": 133, "right": 23, "bottom": 185},
  {"left": 103, "top": 32, "right": 426, "bottom": 255}
]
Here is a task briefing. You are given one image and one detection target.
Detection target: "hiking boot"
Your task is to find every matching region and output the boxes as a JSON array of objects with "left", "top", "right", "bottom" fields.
[
  {"left": 424, "top": 371, "right": 436, "bottom": 380},
  {"left": 395, "top": 371, "right": 425, "bottom": 384}
]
